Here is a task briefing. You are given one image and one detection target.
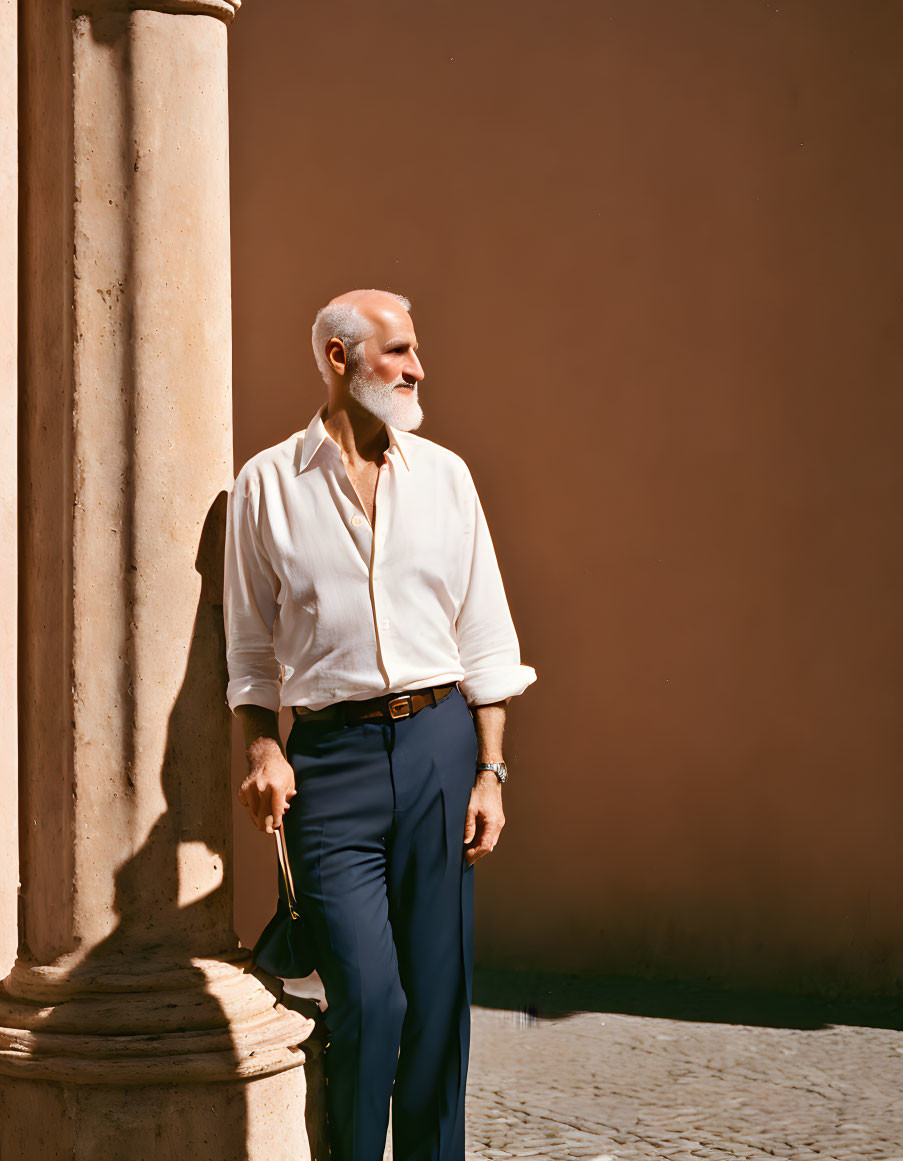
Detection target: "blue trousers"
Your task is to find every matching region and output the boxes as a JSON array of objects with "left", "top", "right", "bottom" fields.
[{"left": 281, "top": 683, "right": 479, "bottom": 1161}]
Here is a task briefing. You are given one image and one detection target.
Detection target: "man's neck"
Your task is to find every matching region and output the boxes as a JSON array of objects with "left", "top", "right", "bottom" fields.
[{"left": 323, "top": 400, "right": 389, "bottom": 468}]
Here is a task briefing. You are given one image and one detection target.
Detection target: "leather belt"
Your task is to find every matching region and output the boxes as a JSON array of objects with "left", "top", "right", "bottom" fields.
[{"left": 291, "top": 683, "right": 457, "bottom": 727}]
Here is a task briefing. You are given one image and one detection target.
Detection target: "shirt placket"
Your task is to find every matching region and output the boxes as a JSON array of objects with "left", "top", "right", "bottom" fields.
[
  {"left": 339, "top": 453, "right": 374, "bottom": 568},
  {"left": 369, "top": 459, "right": 393, "bottom": 685}
]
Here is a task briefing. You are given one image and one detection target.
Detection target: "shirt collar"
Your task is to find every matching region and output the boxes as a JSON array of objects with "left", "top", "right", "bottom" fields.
[
  {"left": 296, "top": 402, "right": 412, "bottom": 474},
  {"left": 386, "top": 422, "right": 413, "bottom": 472}
]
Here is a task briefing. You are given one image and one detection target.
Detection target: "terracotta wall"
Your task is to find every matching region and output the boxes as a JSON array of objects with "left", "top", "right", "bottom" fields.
[{"left": 228, "top": 0, "right": 903, "bottom": 994}]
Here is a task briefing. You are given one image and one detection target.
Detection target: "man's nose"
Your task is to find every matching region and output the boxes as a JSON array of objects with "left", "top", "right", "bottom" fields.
[{"left": 405, "top": 351, "right": 425, "bottom": 382}]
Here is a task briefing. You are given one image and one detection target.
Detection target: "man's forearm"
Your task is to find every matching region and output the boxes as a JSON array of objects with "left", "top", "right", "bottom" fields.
[
  {"left": 470, "top": 700, "right": 506, "bottom": 764},
  {"left": 234, "top": 703, "right": 284, "bottom": 765}
]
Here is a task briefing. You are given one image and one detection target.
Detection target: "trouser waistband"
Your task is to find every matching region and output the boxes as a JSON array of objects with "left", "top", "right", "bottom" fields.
[{"left": 290, "top": 683, "right": 457, "bottom": 727}]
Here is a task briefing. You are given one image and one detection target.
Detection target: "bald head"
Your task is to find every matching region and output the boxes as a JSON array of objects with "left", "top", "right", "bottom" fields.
[
  {"left": 311, "top": 288, "right": 412, "bottom": 386},
  {"left": 329, "top": 287, "right": 411, "bottom": 319}
]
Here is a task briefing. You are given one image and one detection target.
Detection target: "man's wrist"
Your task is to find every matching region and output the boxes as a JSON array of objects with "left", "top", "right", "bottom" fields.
[
  {"left": 475, "top": 761, "right": 507, "bottom": 786},
  {"left": 247, "top": 734, "right": 284, "bottom": 764}
]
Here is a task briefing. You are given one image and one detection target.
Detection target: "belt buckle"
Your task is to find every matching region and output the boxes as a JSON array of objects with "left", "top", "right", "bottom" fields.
[{"left": 387, "top": 695, "right": 413, "bottom": 720}]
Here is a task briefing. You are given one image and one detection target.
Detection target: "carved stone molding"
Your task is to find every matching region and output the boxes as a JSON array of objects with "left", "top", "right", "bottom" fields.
[{"left": 74, "top": 1, "right": 241, "bottom": 23}]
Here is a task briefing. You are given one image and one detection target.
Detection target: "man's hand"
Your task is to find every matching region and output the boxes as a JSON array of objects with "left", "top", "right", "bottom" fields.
[
  {"left": 238, "top": 736, "right": 298, "bottom": 832},
  {"left": 463, "top": 772, "right": 505, "bottom": 866}
]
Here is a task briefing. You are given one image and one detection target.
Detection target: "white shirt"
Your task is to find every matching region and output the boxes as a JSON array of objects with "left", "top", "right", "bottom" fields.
[{"left": 224, "top": 402, "right": 537, "bottom": 713}]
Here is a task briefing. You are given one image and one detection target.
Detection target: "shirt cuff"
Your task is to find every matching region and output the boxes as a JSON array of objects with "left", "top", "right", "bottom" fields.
[
  {"left": 458, "top": 664, "right": 537, "bottom": 707},
  {"left": 226, "top": 678, "right": 282, "bottom": 714}
]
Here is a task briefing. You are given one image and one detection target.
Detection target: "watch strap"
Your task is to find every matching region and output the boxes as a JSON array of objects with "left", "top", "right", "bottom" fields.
[{"left": 476, "top": 761, "right": 508, "bottom": 783}]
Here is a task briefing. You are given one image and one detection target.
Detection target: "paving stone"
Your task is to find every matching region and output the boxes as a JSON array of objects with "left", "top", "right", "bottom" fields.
[{"left": 459, "top": 992, "right": 903, "bottom": 1161}]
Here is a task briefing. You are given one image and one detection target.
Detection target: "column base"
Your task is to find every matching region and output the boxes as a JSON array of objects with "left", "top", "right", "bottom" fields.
[
  {"left": 0, "top": 1066, "right": 330, "bottom": 1161},
  {"left": 0, "top": 948, "right": 319, "bottom": 1084}
]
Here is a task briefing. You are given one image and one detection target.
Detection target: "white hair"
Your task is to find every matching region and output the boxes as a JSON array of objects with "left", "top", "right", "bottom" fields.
[{"left": 311, "top": 290, "right": 412, "bottom": 386}]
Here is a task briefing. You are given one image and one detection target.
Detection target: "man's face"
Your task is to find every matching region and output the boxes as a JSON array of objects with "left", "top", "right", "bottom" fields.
[{"left": 346, "top": 306, "right": 425, "bottom": 432}]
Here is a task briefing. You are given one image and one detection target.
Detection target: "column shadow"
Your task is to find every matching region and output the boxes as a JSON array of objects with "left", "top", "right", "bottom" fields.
[{"left": 8, "top": 493, "right": 326, "bottom": 1159}]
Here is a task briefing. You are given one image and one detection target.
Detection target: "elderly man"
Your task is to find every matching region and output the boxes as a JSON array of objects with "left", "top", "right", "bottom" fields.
[{"left": 224, "top": 288, "right": 536, "bottom": 1161}]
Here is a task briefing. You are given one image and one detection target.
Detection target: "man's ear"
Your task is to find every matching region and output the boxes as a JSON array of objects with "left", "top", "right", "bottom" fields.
[{"left": 325, "top": 337, "right": 347, "bottom": 377}]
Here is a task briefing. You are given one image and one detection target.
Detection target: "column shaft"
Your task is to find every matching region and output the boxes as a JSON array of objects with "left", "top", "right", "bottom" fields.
[
  {"left": 1, "top": 4, "right": 324, "bottom": 1158},
  {"left": 0, "top": 0, "right": 18, "bottom": 982}
]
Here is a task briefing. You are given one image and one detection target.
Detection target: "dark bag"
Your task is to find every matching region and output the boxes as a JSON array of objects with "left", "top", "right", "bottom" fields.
[{"left": 251, "top": 825, "right": 318, "bottom": 979}]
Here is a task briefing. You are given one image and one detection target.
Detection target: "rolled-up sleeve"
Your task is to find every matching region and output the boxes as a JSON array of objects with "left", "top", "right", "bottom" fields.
[
  {"left": 454, "top": 476, "right": 537, "bottom": 707},
  {"left": 224, "top": 477, "right": 283, "bottom": 712}
]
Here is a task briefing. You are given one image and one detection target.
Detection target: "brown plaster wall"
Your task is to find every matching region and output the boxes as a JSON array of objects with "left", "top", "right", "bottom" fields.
[{"left": 227, "top": 0, "right": 903, "bottom": 994}]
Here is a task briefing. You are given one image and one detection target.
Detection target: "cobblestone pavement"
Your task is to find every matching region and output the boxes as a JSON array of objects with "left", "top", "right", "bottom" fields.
[{"left": 456, "top": 971, "right": 903, "bottom": 1161}]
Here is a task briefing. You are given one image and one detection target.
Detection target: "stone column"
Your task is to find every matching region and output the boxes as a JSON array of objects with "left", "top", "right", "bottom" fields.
[
  {"left": 0, "top": 0, "right": 18, "bottom": 983},
  {"left": 0, "top": 4, "right": 326, "bottom": 1158}
]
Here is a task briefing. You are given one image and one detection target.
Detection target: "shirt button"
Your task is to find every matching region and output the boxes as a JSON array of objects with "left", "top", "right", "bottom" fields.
[
  {"left": 380, "top": 464, "right": 388, "bottom": 472},
  {"left": 351, "top": 515, "right": 362, "bottom": 526},
  {"left": 381, "top": 619, "right": 391, "bottom": 629}
]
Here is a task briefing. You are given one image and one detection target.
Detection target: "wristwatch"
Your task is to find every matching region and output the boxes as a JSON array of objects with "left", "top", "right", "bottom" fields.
[{"left": 476, "top": 761, "right": 508, "bottom": 784}]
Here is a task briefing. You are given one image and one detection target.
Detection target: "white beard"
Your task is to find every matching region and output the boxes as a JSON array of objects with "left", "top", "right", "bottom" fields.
[{"left": 347, "top": 359, "right": 424, "bottom": 432}]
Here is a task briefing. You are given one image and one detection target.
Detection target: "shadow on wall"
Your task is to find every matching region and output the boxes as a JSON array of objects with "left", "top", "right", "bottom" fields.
[{"left": 471, "top": 967, "right": 903, "bottom": 1032}]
